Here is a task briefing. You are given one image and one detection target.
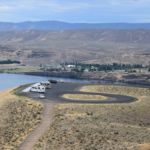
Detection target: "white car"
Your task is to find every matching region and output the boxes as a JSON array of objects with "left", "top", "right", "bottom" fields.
[{"left": 39, "top": 94, "right": 45, "bottom": 99}]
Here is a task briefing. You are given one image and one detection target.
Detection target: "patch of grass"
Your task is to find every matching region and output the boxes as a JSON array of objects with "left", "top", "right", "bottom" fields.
[
  {"left": 0, "top": 64, "right": 41, "bottom": 74},
  {"left": 62, "top": 94, "right": 107, "bottom": 101},
  {"left": 0, "top": 89, "right": 43, "bottom": 150},
  {"left": 80, "top": 85, "right": 150, "bottom": 98}
]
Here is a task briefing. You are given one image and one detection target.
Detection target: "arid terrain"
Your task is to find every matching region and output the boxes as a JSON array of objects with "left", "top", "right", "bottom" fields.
[
  {"left": 0, "top": 27, "right": 150, "bottom": 150},
  {"left": 33, "top": 84, "right": 150, "bottom": 150},
  {"left": 0, "top": 82, "right": 150, "bottom": 150},
  {"left": 0, "top": 29, "right": 150, "bottom": 66},
  {"left": 0, "top": 88, "right": 43, "bottom": 150},
  {"left": 1, "top": 1, "right": 150, "bottom": 150}
]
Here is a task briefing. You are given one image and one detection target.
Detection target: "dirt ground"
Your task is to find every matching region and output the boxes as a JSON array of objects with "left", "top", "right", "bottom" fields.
[
  {"left": 33, "top": 84, "right": 150, "bottom": 150},
  {"left": 0, "top": 89, "right": 43, "bottom": 150},
  {"left": 1, "top": 83, "right": 149, "bottom": 150}
]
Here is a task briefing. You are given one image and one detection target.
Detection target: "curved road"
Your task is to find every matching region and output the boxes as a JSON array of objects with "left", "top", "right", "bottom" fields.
[{"left": 21, "top": 82, "right": 137, "bottom": 104}]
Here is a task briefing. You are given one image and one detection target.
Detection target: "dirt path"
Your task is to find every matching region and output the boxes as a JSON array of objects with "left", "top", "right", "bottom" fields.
[{"left": 18, "top": 101, "right": 55, "bottom": 150}]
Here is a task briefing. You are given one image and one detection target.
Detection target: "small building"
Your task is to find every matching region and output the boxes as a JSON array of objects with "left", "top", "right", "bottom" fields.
[{"left": 67, "top": 65, "right": 76, "bottom": 68}]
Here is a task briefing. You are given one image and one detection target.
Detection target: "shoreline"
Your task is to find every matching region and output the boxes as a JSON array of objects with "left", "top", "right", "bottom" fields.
[
  {"left": 0, "top": 72, "right": 149, "bottom": 95},
  {"left": 22, "top": 71, "right": 150, "bottom": 88},
  {"left": 1, "top": 69, "right": 150, "bottom": 87},
  {"left": 20, "top": 72, "right": 150, "bottom": 87}
]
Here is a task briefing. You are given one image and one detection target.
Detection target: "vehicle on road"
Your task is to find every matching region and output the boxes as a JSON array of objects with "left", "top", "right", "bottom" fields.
[
  {"left": 49, "top": 80, "right": 57, "bottom": 84},
  {"left": 39, "top": 94, "right": 45, "bottom": 99},
  {"left": 30, "top": 83, "right": 46, "bottom": 93}
]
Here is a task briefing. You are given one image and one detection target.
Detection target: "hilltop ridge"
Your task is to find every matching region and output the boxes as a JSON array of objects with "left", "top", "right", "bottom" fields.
[{"left": 1, "top": 21, "right": 150, "bottom": 30}]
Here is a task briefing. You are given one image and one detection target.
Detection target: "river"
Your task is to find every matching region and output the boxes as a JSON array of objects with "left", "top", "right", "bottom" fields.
[
  {"left": 0, "top": 73, "right": 149, "bottom": 92},
  {"left": 0, "top": 73, "right": 90, "bottom": 91}
]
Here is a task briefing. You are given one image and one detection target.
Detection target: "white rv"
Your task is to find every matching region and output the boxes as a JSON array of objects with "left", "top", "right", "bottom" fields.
[
  {"left": 30, "top": 83, "right": 46, "bottom": 93},
  {"left": 40, "top": 81, "right": 51, "bottom": 89}
]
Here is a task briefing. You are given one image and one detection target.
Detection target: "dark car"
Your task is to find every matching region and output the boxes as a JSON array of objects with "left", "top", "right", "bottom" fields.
[{"left": 49, "top": 80, "right": 58, "bottom": 84}]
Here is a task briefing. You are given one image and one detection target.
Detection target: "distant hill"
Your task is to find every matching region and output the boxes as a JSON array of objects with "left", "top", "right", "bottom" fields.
[
  {"left": 1, "top": 29, "right": 150, "bottom": 43},
  {"left": 1, "top": 21, "right": 150, "bottom": 30},
  {"left": 0, "top": 29, "right": 150, "bottom": 65}
]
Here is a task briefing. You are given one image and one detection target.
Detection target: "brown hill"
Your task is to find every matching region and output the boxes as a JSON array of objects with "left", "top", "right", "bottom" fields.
[{"left": 0, "top": 29, "right": 150, "bottom": 65}]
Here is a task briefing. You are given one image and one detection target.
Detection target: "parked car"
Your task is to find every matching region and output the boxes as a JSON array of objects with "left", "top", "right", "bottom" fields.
[
  {"left": 49, "top": 80, "right": 57, "bottom": 84},
  {"left": 39, "top": 94, "right": 45, "bottom": 99}
]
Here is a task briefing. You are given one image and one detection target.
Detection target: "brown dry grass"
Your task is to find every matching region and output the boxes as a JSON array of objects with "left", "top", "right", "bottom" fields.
[
  {"left": 0, "top": 89, "right": 43, "bottom": 150},
  {"left": 0, "top": 64, "right": 40, "bottom": 73},
  {"left": 34, "top": 85, "right": 150, "bottom": 150},
  {"left": 80, "top": 85, "right": 150, "bottom": 98},
  {"left": 140, "top": 144, "right": 150, "bottom": 150},
  {"left": 62, "top": 94, "right": 107, "bottom": 101}
]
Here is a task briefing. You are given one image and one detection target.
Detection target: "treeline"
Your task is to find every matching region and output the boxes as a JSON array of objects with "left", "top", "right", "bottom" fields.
[
  {"left": 64, "top": 62, "right": 144, "bottom": 72},
  {"left": 79, "top": 63, "right": 142, "bottom": 71},
  {"left": 0, "top": 59, "right": 20, "bottom": 64}
]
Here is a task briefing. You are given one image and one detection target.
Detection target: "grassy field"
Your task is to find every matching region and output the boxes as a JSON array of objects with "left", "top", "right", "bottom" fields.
[
  {"left": 0, "top": 64, "right": 41, "bottom": 73},
  {"left": 0, "top": 89, "right": 43, "bottom": 150},
  {"left": 34, "top": 85, "right": 150, "bottom": 150},
  {"left": 62, "top": 94, "right": 107, "bottom": 101}
]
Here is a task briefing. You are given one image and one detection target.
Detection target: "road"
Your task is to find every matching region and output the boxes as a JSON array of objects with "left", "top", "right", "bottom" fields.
[{"left": 21, "top": 82, "right": 136, "bottom": 104}]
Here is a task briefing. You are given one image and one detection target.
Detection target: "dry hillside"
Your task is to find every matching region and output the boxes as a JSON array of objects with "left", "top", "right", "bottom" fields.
[
  {"left": 0, "top": 29, "right": 150, "bottom": 65},
  {"left": 0, "top": 89, "right": 43, "bottom": 150}
]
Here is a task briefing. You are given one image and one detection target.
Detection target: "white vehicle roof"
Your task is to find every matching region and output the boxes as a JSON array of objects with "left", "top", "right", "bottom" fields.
[{"left": 31, "top": 83, "right": 45, "bottom": 88}]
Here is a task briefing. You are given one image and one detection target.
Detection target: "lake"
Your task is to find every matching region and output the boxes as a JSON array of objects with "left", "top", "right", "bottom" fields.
[{"left": 0, "top": 73, "right": 89, "bottom": 91}]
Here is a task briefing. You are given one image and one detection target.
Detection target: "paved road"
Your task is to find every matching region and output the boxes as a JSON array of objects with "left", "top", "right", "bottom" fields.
[{"left": 21, "top": 82, "right": 137, "bottom": 104}]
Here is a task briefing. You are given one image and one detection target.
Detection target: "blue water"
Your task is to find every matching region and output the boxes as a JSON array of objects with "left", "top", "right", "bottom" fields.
[
  {"left": 0, "top": 73, "right": 49, "bottom": 91},
  {"left": 0, "top": 73, "right": 89, "bottom": 91},
  {"left": 0, "top": 73, "right": 148, "bottom": 92}
]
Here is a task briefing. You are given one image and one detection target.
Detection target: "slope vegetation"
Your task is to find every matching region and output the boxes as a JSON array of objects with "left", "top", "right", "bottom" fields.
[
  {"left": 34, "top": 85, "right": 150, "bottom": 150},
  {"left": 0, "top": 89, "right": 43, "bottom": 150}
]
